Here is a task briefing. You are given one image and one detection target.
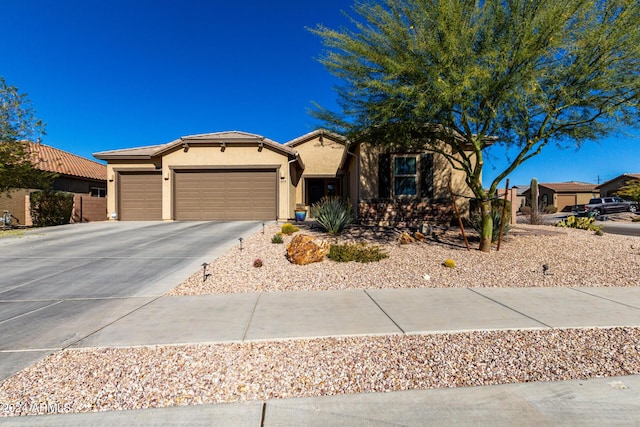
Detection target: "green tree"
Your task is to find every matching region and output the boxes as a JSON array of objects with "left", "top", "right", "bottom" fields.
[
  {"left": 0, "top": 77, "right": 51, "bottom": 193},
  {"left": 617, "top": 180, "right": 640, "bottom": 202},
  {"left": 311, "top": 0, "right": 640, "bottom": 252}
]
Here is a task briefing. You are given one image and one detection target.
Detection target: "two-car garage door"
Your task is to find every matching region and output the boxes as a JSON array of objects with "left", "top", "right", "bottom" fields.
[{"left": 173, "top": 169, "right": 277, "bottom": 220}]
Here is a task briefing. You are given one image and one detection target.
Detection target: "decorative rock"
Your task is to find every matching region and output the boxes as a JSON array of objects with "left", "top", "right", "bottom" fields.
[
  {"left": 286, "top": 234, "right": 330, "bottom": 265},
  {"left": 399, "top": 232, "right": 415, "bottom": 244}
]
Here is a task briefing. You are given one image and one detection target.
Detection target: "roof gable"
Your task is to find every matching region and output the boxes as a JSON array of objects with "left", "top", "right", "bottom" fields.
[
  {"left": 29, "top": 142, "right": 107, "bottom": 181},
  {"left": 597, "top": 173, "right": 640, "bottom": 188},
  {"left": 285, "top": 129, "right": 347, "bottom": 148},
  {"left": 93, "top": 130, "right": 304, "bottom": 169}
]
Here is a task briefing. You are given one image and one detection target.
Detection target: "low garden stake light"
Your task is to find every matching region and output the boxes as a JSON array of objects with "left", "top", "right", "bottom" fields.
[
  {"left": 201, "top": 263, "right": 209, "bottom": 282},
  {"left": 239, "top": 237, "right": 243, "bottom": 251}
]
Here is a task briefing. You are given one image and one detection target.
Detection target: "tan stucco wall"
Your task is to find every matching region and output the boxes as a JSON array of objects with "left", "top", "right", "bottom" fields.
[
  {"left": 105, "top": 160, "right": 161, "bottom": 220},
  {"left": 356, "top": 143, "right": 474, "bottom": 202},
  {"left": 162, "top": 144, "right": 294, "bottom": 220},
  {"left": 291, "top": 135, "right": 346, "bottom": 208}
]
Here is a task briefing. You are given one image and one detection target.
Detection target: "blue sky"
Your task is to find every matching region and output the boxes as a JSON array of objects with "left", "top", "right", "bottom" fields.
[{"left": 2, "top": 0, "right": 638, "bottom": 188}]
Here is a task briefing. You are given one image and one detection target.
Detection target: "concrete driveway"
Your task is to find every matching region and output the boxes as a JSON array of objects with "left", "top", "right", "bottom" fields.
[{"left": 0, "top": 220, "right": 262, "bottom": 380}]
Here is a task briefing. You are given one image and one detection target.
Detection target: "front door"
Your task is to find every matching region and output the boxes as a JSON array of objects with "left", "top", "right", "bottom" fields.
[{"left": 306, "top": 178, "right": 341, "bottom": 206}]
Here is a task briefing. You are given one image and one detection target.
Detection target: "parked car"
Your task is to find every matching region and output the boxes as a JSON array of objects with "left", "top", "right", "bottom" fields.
[{"left": 573, "top": 197, "right": 639, "bottom": 216}]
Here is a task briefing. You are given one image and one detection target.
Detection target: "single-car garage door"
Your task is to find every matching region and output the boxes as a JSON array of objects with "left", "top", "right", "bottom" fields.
[
  {"left": 174, "top": 169, "right": 277, "bottom": 220},
  {"left": 556, "top": 194, "right": 576, "bottom": 212},
  {"left": 118, "top": 171, "right": 162, "bottom": 220}
]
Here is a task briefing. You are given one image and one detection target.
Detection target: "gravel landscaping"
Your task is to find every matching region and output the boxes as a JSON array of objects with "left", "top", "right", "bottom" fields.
[
  {"left": 1, "top": 221, "right": 639, "bottom": 417},
  {"left": 1, "top": 328, "right": 639, "bottom": 415},
  {"left": 170, "top": 222, "right": 640, "bottom": 295}
]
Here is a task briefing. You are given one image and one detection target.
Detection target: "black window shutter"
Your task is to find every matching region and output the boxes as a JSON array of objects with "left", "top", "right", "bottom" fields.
[
  {"left": 378, "top": 152, "right": 391, "bottom": 198},
  {"left": 420, "top": 153, "right": 434, "bottom": 199}
]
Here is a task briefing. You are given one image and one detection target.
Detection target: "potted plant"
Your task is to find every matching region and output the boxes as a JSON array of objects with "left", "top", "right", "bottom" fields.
[{"left": 294, "top": 204, "right": 307, "bottom": 222}]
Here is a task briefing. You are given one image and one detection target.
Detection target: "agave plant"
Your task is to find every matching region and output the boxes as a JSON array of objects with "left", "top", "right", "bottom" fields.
[{"left": 310, "top": 196, "right": 353, "bottom": 235}]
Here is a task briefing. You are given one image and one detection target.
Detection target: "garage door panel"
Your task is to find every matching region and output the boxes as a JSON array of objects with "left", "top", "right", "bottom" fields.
[
  {"left": 174, "top": 170, "right": 277, "bottom": 221},
  {"left": 119, "top": 172, "right": 162, "bottom": 221}
]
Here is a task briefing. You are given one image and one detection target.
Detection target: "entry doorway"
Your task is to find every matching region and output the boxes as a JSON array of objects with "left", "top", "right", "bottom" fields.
[{"left": 306, "top": 178, "right": 341, "bottom": 207}]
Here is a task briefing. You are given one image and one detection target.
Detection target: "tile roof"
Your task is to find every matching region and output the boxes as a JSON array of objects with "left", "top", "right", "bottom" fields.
[
  {"left": 29, "top": 142, "right": 107, "bottom": 181},
  {"left": 285, "top": 129, "right": 347, "bottom": 147},
  {"left": 93, "top": 131, "right": 301, "bottom": 164},
  {"left": 597, "top": 173, "right": 640, "bottom": 188},
  {"left": 92, "top": 144, "right": 165, "bottom": 159},
  {"left": 538, "top": 181, "right": 598, "bottom": 192}
]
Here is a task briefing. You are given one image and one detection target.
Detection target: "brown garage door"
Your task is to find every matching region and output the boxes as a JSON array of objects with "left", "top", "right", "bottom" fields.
[
  {"left": 118, "top": 171, "right": 162, "bottom": 220},
  {"left": 556, "top": 194, "right": 576, "bottom": 212},
  {"left": 174, "top": 169, "right": 277, "bottom": 220}
]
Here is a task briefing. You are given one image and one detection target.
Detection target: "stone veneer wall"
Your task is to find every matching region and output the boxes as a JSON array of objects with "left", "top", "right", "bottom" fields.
[{"left": 358, "top": 199, "right": 454, "bottom": 227}]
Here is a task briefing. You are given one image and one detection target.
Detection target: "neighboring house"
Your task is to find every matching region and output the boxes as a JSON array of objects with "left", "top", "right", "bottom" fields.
[
  {"left": 93, "top": 129, "right": 475, "bottom": 226},
  {"left": 522, "top": 181, "right": 599, "bottom": 212},
  {"left": 597, "top": 173, "right": 640, "bottom": 197},
  {"left": 497, "top": 185, "right": 528, "bottom": 224},
  {"left": 0, "top": 142, "right": 107, "bottom": 225}
]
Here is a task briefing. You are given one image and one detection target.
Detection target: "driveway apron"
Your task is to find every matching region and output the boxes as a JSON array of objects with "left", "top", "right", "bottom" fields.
[{"left": 0, "top": 221, "right": 262, "bottom": 380}]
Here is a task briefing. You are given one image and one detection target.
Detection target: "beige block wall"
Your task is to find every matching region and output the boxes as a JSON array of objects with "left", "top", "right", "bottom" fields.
[
  {"left": 291, "top": 135, "right": 346, "bottom": 208},
  {"left": 163, "top": 144, "right": 293, "bottom": 220},
  {"left": 0, "top": 189, "right": 31, "bottom": 226}
]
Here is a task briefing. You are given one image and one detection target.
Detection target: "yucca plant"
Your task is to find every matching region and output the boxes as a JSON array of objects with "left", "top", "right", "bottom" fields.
[{"left": 310, "top": 196, "right": 354, "bottom": 235}]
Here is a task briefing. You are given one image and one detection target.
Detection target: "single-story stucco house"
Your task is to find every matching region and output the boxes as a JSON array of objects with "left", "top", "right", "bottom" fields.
[
  {"left": 597, "top": 173, "right": 640, "bottom": 197},
  {"left": 0, "top": 142, "right": 107, "bottom": 225},
  {"left": 93, "top": 129, "right": 474, "bottom": 225},
  {"left": 522, "top": 181, "right": 599, "bottom": 212}
]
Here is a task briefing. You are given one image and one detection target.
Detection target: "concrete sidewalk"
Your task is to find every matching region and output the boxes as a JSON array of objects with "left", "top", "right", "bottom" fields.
[
  {"left": 2, "top": 286, "right": 640, "bottom": 425},
  {"left": 68, "top": 286, "right": 640, "bottom": 348}
]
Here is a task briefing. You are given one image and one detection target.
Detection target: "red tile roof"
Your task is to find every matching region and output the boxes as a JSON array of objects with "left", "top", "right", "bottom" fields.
[{"left": 29, "top": 142, "right": 107, "bottom": 181}]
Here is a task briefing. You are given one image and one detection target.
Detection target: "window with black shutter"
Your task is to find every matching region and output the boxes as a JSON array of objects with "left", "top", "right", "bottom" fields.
[
  {"left": 419, "top": 153, "right": 434, "bottom": 199},
  {"left": 378, "top": 152, "right": 434, "bottom": 199},
  {"left": 378, "top": 153, "right": 391, "bottom": 198}
]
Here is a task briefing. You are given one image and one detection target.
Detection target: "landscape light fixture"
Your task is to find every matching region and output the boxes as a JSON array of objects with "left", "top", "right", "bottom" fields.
[
  {"left": 239, "top": 237, "right": 243, "bottom": 251},
  {"left": 201, "top": 262, "right": 210, "bottom": 282}
]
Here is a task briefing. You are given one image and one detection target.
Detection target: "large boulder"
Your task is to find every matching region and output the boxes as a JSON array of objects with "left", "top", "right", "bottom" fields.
[{"left": 286, "top": 234, "right": 330, "bottom": 265}]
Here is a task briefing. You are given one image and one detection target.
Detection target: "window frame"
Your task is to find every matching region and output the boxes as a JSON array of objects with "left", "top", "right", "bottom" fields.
[
  {"left": 392, "top": 154, "right": 419, "bottom": 198},
  {"left": 90, "top": 187, "right": 107, "bottom": 198}
]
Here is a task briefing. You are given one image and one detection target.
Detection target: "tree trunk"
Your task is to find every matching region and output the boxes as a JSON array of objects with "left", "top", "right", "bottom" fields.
[{"left": 479, "top": 200, "right": 493, "bottom": 253}]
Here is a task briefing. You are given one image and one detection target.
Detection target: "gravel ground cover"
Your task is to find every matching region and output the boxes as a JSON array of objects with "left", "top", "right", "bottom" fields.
[
  {"left": 1, "top": 327, "right": 639, "bottom": 416},
  {"left": 170, "top": 222, "right": 640, "bottom": 295},
  {"left": 2, "top": 221, "right": 639, "bottom": 417}
]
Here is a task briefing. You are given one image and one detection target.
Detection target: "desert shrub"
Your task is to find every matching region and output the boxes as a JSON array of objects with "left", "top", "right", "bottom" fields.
[
  {"left": 311, "top": 196, "right": 353, "bottom": 235},
  {"left": 632, "top": 216, "right": 640, "bottom": 223},
  {"left": 543, "top": 206, "right": 558, "bottom": 214},
  {"left": 29, "top": 191, "right": 74, "bottom": 227},
  {"left": 468, "top": 200, "right": 511, "bottom": 243},
  {"left": 519, "top": 206, "right": 531, "bottom": 215},
  {"left": 556, "top": 215, "right": 603, "bottom": 234},
  {"left": 271, "top": 233, "right": 284, "bottom": 244},
  {"left": 328, "top": 242, "right": 388, "bottom": 263},
  {"left": 253, "top": 258, "right": 263, "bottom": 268},
  {"left": 281, "top": 223, "right": 299, "bottom": 235},
  {"left": 442, "top": 259, "right": 456, "bottom": 268}
]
